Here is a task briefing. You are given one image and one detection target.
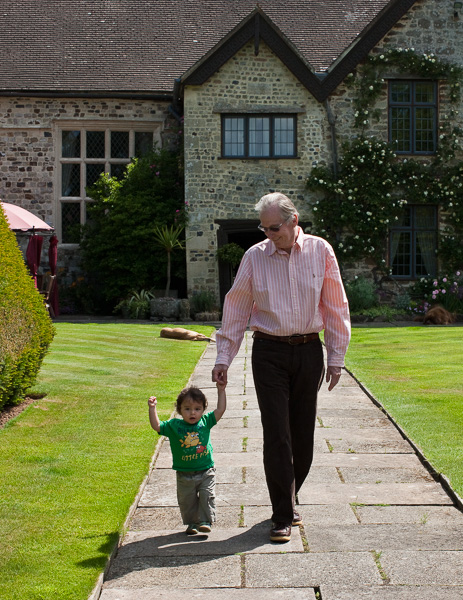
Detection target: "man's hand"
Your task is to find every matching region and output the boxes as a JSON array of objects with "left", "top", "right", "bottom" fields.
[
  {"left": 326, "top": 366, "right": 342, "bottom": 391},
  {"left": 212, "top": 363, "right": 228, "bottom": 386}
]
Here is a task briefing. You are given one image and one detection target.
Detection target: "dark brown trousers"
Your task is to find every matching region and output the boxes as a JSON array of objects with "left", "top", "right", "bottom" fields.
[{"left": 251, "top": 336, "right": 325, "bottom": 524}]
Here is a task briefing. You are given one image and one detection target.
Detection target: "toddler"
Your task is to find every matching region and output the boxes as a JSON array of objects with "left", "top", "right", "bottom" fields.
[{"left": 148, "top": 383, "right": 226, "bottom": 534}]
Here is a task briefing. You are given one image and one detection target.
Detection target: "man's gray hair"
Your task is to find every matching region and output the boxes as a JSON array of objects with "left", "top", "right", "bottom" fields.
[{"left": 255, "top": 192, "right": 299, "bottom": 221}]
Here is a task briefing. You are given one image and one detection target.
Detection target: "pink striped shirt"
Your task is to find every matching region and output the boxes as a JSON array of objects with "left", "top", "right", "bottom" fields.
[{"left": 216, "top": 227, "right": 351, "bottom": 367}]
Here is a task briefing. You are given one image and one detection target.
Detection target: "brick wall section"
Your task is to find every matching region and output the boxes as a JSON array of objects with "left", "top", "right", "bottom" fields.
[{"left": 0, "top": 97, "right": 170, "bottom": 279}]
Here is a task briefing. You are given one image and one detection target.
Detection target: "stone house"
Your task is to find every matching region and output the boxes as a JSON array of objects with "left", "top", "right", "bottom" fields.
[{"left": 1, "top": 0, "right": 462, "bottom": 307}]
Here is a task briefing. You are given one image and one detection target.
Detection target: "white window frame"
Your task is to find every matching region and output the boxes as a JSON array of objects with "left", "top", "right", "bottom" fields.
[{"left": 55, "top": 121, "right": 163, "bottom": 245}]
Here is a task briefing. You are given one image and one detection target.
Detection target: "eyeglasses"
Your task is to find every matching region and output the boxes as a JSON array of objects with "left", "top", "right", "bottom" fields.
[{"left": 257, "top": 217, "right": 291, "bottom": 233}]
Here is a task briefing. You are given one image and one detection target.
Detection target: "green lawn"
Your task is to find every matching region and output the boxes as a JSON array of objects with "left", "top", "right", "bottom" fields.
[
  {"left": 0, "top": 322, "right": 214, "bottom": 600},
  {"left": 346, "top": 326, "right": 463, "bottom": 499}
]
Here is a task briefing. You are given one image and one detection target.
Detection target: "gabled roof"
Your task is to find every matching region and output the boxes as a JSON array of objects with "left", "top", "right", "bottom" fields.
[{"left": 0, "top": 0, "right": 418, "bottom": 98}]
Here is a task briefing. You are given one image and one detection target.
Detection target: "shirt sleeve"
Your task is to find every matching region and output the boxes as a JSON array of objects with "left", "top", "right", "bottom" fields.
[
  {"left": 159, "top": 419, "right": 172, "bottom": 437},
  {"left": 319, "top": 244, "right": 351, "bottom": 367},
  {"left": 215, "top": 251, "right": 254, "bottom": 366},
  {"left": 203, "top": 411, "right": 217, "bottom": 428}
]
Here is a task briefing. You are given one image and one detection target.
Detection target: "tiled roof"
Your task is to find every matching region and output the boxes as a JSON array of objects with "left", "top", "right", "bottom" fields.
[{"left": 0, "top": 0, "right": 399, "bottom": 94}]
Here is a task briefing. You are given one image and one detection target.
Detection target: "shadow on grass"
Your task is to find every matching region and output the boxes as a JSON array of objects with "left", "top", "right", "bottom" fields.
[{"left": 76, "top": 531, "right": 120, "bottom": 569}]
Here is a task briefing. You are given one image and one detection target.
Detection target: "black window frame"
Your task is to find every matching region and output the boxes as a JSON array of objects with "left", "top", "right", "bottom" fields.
[
  {"left": 388, "top": 80, "right": 438, "bottom": 155},
  {"left": 389, "top": 204, "right": 438, "bottom": 280},
  {"left": 221, "top": 114, "right": 297, "bottom": 159}
]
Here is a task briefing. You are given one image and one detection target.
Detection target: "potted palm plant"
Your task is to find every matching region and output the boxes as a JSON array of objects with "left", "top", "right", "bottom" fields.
[{"left": 151, "top": 224, "right": 186, "bottom": 319}]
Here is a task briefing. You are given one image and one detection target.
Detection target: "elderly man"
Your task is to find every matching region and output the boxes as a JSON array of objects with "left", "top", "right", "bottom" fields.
[{"left": 212, "top": 192, "right": 350, "bottom": 543}]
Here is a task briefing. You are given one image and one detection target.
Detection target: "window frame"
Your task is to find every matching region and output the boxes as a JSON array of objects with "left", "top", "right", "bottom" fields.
[
  {"left": 388, "top": 80, "right": 438, "bottom": 155},
  {"left": 221, "top": 114, "right": 297, "bottom": 159},
  {"left": 389, "top": 204, "right": 438, "bottom": 280},
  {"left": 56, "top": 122, "right": 161, "bottom": 245}
]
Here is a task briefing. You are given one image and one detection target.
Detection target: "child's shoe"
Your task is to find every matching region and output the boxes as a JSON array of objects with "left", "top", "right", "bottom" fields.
[
  {"left": 198, "top": 522, "right": 212, "bottom": 532},
  {"left": 186, "top": 524, "right": 199, "bottom": 535}
]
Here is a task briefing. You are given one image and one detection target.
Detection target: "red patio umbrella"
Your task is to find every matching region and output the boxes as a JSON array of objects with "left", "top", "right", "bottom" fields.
[
  {"left": 1, "top": 201, "right": 54, "bottom": 232},
  {"left": 48, "top": 235, "right": 60, "bottom": 316},
  {"left": 1, "top": 201, "right": 55, "bottom": 290},
  {"left": 26, "top": 234, "right": 44, "bottom": 288}
]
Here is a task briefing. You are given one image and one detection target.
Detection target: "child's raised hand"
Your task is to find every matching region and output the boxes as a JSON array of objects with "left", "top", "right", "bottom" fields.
[
  {"left": 148, "top": 396, "right": 157, "bottom": 407},
  {"left": 216, "top": 381, "right": 226, "bottom": 391}
]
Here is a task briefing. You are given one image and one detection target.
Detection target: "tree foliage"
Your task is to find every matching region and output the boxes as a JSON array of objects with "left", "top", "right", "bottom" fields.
[{"left": 80, "top": 148, "right": 186, "bottom": 312}]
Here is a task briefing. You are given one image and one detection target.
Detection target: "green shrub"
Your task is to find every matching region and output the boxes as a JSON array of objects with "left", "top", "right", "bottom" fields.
[
  {"left": 113, "top": 289, "right": 154, "bottom": 319},
  {"left": 0, "top": 207, "right": 55, "bottom": 409},
  {"left": 80, "top": 148, "right": 186, "bottom": 313},
  {"left": 189, "top": 290, "right": 217, "bottom": 316},
  {"left": 345, "top": 276, "right": 379, "bottom": 312},
  {"left": 216, "top": 243, "right": 245, "bottom": 268},
  {"left": 394, "top": 292, "right": 412, "bottom": 312}
]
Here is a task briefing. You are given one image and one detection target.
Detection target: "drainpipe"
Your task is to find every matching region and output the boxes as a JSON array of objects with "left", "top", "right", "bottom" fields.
[
  {"left": 169, "top": 78, "right": 183, "bottom": 122},
  {"left": 323, "top": 98, "right": 342, "bottom": 245},
  {"left": 323, "top": 98, "right": 338, "bottom": 179}
]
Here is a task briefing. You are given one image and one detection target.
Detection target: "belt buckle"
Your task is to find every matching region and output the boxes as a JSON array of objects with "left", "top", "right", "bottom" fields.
[{"left": 288, "top": 334, "right": 300, "bottom": 345}]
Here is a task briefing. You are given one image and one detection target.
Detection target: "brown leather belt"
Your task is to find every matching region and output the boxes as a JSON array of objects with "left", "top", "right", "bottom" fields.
[{"left": 253, "top": 331, "right": 319, "bottom": 345}]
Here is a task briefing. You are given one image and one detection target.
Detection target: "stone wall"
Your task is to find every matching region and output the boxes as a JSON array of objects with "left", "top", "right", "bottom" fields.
[
  {"left": 183, "top": 40, "right": 330, "bottom": 299},
  {"left": 0, "top": 97, "right": 170, "bottom": 281},
  {"left": 182, "top": 0, "right": 463, "bottom": 301}
]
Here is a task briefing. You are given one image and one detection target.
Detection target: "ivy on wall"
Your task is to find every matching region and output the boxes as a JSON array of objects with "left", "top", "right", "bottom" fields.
[{"left": 306, "top": 47, "right": 463, "bottom": 274}]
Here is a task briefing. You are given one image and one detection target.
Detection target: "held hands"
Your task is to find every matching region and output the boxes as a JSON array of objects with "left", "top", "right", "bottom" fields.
[
  {"left": 212, "top": 363, "right": 228, "bottom": 386},
  {"left": 148, "top": 396, "right": 157, "bottom": 408}
]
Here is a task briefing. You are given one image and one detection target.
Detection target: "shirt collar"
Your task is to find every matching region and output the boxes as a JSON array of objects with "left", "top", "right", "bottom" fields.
[{"left": 265, "top": 226, "right": 304, "bottom": 256}]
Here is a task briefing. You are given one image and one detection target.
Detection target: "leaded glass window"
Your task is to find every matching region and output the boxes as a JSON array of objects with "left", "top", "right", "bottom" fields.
[
  {"left": 222, "top": 115, "right": 296, "bottom": 158},
  {"left": 389, "top": 81, "right": 437, "bottom": 154},
  {"left": 59, "top": 126, "right": 157, "bottom": 243},
  {"left": 390, "top": 205, "right": 437, "bottom": 278}
]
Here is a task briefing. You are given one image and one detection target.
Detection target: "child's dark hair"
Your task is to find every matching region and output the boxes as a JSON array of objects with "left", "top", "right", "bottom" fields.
[{"left": 176, "top": 386, "right": 208, "bottom": 413}]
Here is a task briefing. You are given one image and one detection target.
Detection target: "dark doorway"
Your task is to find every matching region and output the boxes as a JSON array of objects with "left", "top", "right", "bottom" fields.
[{"left": 216, "top": 220, "right": 262, "bottom": 304}]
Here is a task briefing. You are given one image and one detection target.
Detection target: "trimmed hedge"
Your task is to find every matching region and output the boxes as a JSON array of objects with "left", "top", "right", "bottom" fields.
[{"left": 0, "top": 205, "right": 55, "bottom": 410}]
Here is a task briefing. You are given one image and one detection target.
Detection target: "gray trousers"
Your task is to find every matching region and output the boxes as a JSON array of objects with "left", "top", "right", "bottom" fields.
[{"left": 176, "top": 467, "right": 216, "bottom": 525}]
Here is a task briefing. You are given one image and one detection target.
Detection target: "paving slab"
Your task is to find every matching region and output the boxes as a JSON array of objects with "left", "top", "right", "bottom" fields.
[
  {"left": 320, "top": 585, "right": 463, "bottom": 600},
  {"left": 212, "top": 427, "right": 263, "bottom": 440},
  {"left": 244, "top": 552, "right": 383, "bottom": 587},
  {"left": 104, "top": 555, "right": 242, "bottom": 589},
  {"left": 311, "top": 452, "right": 423, "bottom": 469},
  {"left": 297, "top": 482, "right": 452, "bottom": 505},
  {"left": 356, "top": 505, "right": 463, "bottom": 525},
  {"left": 315, "top": 427, "right": 413, "bottom": 454},
  {"left": 318, "top": 416, "right": 391, "bottom": 428},
  {"left": 381, "top": 550, "right": 463, "bottom": 585},
  {"left": 338, "top": 466, "right": 434, "bottom": 484},
  {"left": 305, "top": 523, "right": 463, "bottom": 552}
]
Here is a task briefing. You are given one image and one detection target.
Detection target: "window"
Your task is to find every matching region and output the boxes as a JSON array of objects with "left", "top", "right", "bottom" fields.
[
  {"left": 389, "top": 81, "right": 437, "bottom": 154},
  {"left": 389, "top": 205, "right": 437, "bottom": 278},
  {"left": 222, "top": 115, "right": 296, "bottom": 158},
  {"left": 59, "top": 126, "right": 158, "bottom": 243}
]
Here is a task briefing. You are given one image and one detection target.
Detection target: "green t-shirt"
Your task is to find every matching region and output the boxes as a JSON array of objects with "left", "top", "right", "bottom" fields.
[{"left": 159, "top": 411, "right": 217, "bottom": 472}]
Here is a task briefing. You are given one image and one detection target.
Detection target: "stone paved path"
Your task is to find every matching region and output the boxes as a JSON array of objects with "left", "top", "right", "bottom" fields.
[{"left": 99, "top": 332, "right": 463, "bottom": 600}]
